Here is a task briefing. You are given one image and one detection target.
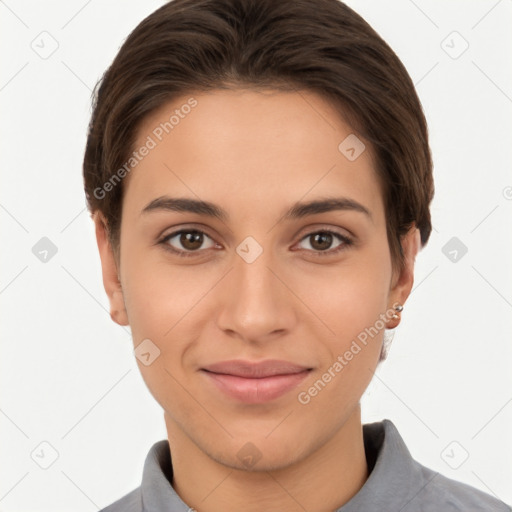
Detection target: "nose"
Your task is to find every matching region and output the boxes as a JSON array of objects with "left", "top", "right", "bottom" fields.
[{"left": 216, "top": 241, "right": 297, "bottom": 344}]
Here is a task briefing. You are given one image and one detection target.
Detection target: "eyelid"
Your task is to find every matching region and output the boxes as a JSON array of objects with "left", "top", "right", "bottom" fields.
[
  {"left": 295, "top": 223, "right": 354, "bottom": 240},
  {"left": 157, "top": 222, "right": 216, "bottom": 240}
]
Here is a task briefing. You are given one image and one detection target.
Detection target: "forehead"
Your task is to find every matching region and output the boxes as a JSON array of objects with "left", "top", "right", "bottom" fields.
[{"left": 124, "top": 88, "right": 384, "bottom": 223}]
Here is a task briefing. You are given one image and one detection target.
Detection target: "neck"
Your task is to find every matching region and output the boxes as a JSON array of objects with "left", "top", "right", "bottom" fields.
[{"left": 165, "top": 405, "right": 369, "bottom": 512}]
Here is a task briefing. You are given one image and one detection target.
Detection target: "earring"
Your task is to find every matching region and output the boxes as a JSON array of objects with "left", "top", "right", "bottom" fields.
[{"left": 391, "top": 304, "right": 403, "bottom": 320}]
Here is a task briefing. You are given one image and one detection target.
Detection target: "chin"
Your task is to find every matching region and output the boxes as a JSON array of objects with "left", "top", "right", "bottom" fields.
[{"left": 205, "top": 430, "right": 310, "bottom": 472}]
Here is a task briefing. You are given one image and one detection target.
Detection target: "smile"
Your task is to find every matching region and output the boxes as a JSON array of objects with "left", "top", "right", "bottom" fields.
[{"left": 200, "top": 367, "right": 312, "bottom": 403}]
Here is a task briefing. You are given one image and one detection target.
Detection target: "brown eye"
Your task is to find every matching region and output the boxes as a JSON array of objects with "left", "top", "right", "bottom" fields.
[
  {"left": 310, "top": 232, "right": 334, "bottom": 251},
  {"left": 297, "top": 230, "right": 352, "bottom": 255},
  {"left": 161, "top": 229, "right": 216, "bottom": 255}
]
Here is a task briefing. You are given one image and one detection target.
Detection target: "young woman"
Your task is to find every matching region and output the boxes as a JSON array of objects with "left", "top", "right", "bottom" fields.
[{"left": 83, "top": 0, "right": 510, "bottom": 510}]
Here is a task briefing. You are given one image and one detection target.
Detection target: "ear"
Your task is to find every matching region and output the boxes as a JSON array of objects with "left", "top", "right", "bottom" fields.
[
  {"left": 386, "top": 225, "right": 421, "bottom": 328},
  {"left": 93, "top": 211, "right": 129, "bottom": 326}
]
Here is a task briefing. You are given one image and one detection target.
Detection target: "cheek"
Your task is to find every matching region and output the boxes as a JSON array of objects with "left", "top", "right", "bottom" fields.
[
  {"left": 121, "top": 257, "right": 204, "bottom": 411},
  {"left": 300, "top": 246, "right": 391, "bottom": 341},
  {"left": 121, "top": 240, "right": 209, "bottom": 340},
  {"left": 295, "top": 245, "right": 392, "bottom": 404},
  {"left": 294, "top": 262, "right": 391, "bottom": 415}
]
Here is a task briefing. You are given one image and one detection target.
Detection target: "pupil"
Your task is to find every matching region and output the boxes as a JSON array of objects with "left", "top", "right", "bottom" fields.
[
  {"left": 312, "top": 232, "right": 332, "bottom": 251},
  {"left": 181, "top": 231, "right": 203, "bottom": 250}
]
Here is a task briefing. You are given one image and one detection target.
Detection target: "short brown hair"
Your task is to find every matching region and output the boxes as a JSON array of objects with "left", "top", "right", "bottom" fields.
[{"left": 83, "top": 0, "right": 434, "bottom": 270}]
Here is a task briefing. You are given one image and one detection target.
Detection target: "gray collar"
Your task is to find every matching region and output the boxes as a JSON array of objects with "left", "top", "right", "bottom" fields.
[{"left": 139, "top": 419, "right": 429, "bottom": 511}]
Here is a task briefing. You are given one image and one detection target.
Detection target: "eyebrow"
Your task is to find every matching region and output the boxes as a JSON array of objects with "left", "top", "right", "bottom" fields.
[{"left": 140, "top": 195, "right": 371, "bottom": 222}]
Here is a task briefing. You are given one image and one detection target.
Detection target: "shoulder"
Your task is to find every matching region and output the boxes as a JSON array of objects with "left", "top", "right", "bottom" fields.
[
  {"left": 98, "top": 487, "right": 142, "bottom": 512},
  {"left": 412, "top": 462, "right": 511, "bottom": 511},
  {"left": 365, "top": 420, "right": 511, "bottom": 512}
]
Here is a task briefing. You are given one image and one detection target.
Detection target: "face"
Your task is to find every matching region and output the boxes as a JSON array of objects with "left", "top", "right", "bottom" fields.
[{"left": 95, "top": 88, "right": 417, "bottom": 471}]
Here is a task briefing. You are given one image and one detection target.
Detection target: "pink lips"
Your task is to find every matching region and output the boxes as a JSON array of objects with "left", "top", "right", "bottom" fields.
[{"left": 201, "top": 359, "right": 312, "bottom": 404}]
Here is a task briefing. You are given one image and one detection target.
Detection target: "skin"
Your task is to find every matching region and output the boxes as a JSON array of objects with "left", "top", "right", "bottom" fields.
[{"left": 94, "top": 88, "right": 421, "bottom": 512}]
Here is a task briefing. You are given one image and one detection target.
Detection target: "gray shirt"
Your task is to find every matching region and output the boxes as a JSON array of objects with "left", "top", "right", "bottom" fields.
[{"left": 100, "top": 419, "right": 511, "bottom": 511}]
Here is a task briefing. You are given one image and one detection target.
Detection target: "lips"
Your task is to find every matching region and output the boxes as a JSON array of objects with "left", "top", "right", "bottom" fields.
[
  {"left": 202, "top": 359, "right": 311, "bottom": 377},
  {"left": 200, "top": 359, "right": 313, "bottom": 403}
]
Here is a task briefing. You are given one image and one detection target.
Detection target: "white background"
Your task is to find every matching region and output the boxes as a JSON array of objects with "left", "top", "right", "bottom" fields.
[{"left": 1, "top": 0, "right": 511, "bottom": 510}]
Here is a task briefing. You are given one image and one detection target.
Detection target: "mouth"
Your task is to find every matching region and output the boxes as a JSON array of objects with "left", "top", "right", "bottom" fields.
[{"left": 200, "top": 359, "right": 313, "bottom": 403}]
